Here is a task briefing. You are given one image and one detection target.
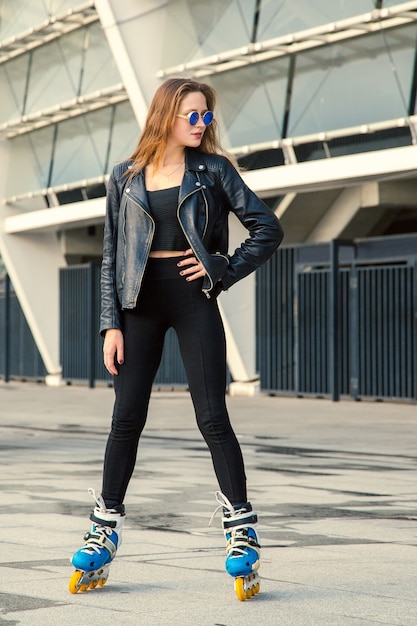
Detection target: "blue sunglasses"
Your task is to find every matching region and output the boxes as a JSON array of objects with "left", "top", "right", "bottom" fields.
[{"left": 177, "top": 111, "right": 214, "bottom": 126}]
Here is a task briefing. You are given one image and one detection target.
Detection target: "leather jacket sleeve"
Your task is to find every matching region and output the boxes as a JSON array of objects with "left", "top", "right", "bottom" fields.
[
  {"left": 100, "top": 167, "right": 122, "bottom": 336},
  {"left": 217, "top": 158, "right": 284, "bottom": 292}
]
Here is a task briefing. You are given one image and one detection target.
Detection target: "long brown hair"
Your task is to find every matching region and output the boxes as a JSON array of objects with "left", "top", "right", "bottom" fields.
[{"left": 127, "top": 78, "right": 226, "bottom": 178}]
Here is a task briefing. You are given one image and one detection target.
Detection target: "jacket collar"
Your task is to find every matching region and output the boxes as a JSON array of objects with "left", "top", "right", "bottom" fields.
[{"left": 185, "top": 148, "right": 207, "bottom": 173}]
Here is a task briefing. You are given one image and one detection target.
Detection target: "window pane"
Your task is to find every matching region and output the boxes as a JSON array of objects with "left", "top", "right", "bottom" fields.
[
  {"left": 21, "top": 23, "right": 121, "bottom": 114},
  {"left": 50, "top": 103, "right": 138, "bottom": 184},
  {"left": 73, "top": 22, "right": 121, "bottom": 93},
  {"left": 161, "top": 0, "right": 257, "bottom": 66},
  {"left": 0, "top": 0, "right": 86, "bottom": 40},
  {"left": 25, "top": 39, "right": 77, "bottom": 112},
  {"left": 51, "top": 111, "right": 112, "bottom": 185},
  {"left": 382, "top": 0, "right": 411, "bottom": 6},
  {"left": 288, "top": 24, "right": 416, "bottom": 135},
  {"left": 106, "top": 102, "right": 139, "bottom": 168},
  {"left": 257, "top": 0, "right": 378, "bottom": 40},
  {"left": 4, "top": 101, "right": 138, "bottom": 197},
  {"left": 0, "top": 55, "right": 30, "bottom": 121},
  {"left": 212, "top": 58, "right": 289, "bottom": 146},
  {"left": 5, "top": 127, "right": 55, "bottom": 196}
]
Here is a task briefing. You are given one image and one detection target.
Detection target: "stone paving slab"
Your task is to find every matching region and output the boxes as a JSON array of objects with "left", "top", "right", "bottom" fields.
[{"left": 0, "top": 382, "right": 416, "bottom": 625}]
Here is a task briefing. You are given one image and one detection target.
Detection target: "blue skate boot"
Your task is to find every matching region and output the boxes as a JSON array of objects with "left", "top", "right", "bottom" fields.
[
  {"left": 69, "top": 488, "right": 125, "bottom": 593},
  {"left": 212, "top": 491, "right": 261, "bottom": 601}
]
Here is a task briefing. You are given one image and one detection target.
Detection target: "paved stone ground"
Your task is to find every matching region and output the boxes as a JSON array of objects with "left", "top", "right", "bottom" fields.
[{"left": 0, "top": 381, "right": 416, "bottom": 625}]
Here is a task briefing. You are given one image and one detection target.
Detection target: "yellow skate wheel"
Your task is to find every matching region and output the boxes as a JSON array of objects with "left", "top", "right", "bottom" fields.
[
  {"left": 235, "top": 577, "right": 246, "bottom": 602},
  {"left": 69, "top": 570, "right": 82, "bottom": 594},
  {"left": 97, "top": 578, "right": 106, "bottom": 587}
]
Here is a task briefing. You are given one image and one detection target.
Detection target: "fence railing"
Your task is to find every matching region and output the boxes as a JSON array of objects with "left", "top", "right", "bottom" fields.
[
  {"left": 0, "top": 275, "right": 46, "bottom": 381},
  {"left": 59, "top": 263, "right": 187, "bottom": 388},
  {"left": 256, "top": 234, "right": 417, "bottom": 401},
  {"left": 2, "top": 232, "right": 417, "bottom": 402}
]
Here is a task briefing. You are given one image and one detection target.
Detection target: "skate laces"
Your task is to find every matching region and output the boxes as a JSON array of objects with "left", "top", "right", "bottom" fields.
[
  {"left": 209, "top": 491, "right": 240, "bottom": 525},
  {"left": 209, "top": 491, "right": 252, "bottom": 524},
  {"left": 88, "top": 487, "right": 107, "bottom": 512}
]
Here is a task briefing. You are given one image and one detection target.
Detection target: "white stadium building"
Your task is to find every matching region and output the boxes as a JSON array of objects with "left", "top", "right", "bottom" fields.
[{"left": 1, "top": 0, "right": 417, "bottom": 398}]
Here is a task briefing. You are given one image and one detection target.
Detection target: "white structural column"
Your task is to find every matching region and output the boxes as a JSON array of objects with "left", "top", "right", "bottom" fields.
[
  {"left": 0, "top": 141, "right": 66, "bottom": 382},
  {"left": 306, "top": 185, "right": 373, "bottom": 242},
  {"left": 94, "top": 0, "right": 150, "bottom": 128},
  {"left": 220, "top": 216, "right": 258, "bottom": 389}
]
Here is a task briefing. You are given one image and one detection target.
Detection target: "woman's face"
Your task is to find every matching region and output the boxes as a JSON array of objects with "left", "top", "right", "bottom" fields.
[{"left": 169, "top": 91, "right": 210, "bottom": 149}]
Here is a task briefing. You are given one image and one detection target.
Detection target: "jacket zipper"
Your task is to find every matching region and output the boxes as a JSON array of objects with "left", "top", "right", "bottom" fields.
[
  {"left": 124, "top": 191, "right": 155, "bottom": 305},
  {"left": 177, "top": 184, "right": 214, "bottom": 297}
]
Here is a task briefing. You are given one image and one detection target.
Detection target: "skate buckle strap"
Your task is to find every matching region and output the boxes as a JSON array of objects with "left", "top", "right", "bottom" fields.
[
  {"left": 90, "top": 512, "right": 118, "bottom": 528},
  {"left": 83, "top": 528, "right": 118, "bottom": 558},
  {"left": 222, "top": 512, "right": 258, "bottom": 529}
]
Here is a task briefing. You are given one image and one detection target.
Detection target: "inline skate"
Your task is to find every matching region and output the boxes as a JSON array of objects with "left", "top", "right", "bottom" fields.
[
  {"left": 212, "top": 491, "right": 261, "bottom": 601},
  {"left": 69, "top": 488, "right": 125, "bottom": 593}
]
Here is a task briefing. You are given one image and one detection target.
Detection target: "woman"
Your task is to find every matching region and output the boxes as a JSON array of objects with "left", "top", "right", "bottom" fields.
[{"left": 69, "top": 78, "right": 284, "bottom": 596}]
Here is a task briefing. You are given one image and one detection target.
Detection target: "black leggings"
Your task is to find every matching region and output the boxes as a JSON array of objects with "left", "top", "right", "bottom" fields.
[{"left": 101, "top": 257, "right": 247, "bottom": 507}]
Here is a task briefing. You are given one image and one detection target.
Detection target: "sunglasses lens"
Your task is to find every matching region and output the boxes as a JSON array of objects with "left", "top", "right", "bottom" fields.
[
  {"left": 188, "top": 111, "right": 199, "bottom": 125},
  {"left": 203, "top": 111, "right": 214, "bottom": 125}
]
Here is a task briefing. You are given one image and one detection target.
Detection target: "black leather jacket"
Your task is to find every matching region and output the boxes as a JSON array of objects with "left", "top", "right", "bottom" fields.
[{"left": 100, "top": 148, "right": 284, "bottom": 335}]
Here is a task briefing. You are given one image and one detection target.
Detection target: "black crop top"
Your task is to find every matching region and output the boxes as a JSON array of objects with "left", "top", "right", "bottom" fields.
[{"left": 147, "top": 186, "right": 189, "bottom": 252}]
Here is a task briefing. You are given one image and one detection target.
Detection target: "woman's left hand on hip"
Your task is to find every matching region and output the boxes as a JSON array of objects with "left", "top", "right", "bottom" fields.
[{"left": 177, "top": 249, "right": 206, "bottom": 281}]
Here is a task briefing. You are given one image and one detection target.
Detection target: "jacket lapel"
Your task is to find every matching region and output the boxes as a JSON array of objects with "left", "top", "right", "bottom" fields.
[{"left": 125, "top": 170, "right": 151, "bottom": 214}]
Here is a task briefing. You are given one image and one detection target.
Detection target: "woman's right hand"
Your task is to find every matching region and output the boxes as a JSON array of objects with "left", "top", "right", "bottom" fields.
[{"left": 103, "top": 328, "right": 124, "bottom": 375}]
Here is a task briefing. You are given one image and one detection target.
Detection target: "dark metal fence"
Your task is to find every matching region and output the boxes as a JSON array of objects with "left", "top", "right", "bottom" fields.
[
  {"left": 0, "top": 276, "right": 47, "bottom": 381},
  {"left": 257, "top": 234, "right": 417, "bottom": 401},
  {"left": 59, "top": 263, "right": 187, "bottom": 387},
  {"left": 2, "top": 233, "right": 417, "bottom": 401}
]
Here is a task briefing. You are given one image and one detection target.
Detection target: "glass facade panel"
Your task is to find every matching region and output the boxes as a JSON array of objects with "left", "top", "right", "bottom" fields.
[
  {"left": 24, "top": 39, "right": 79, "bottom": 113},
  {"left": 288, "top": 24, "right": 417, "bottom": 136},
  {"left": 0, "top": 55, "right": 31, "bottom": 121},
  {"left": 257, "top": 0, "right": 376, "bottom": 41},
  {"left": 6, "top": 127, "right": 55, "bottom": 197},
  {"left": 73, "top": 22, "right": 121, "bottom": 93},
  {"left": 50, "top": 110, "right": 114, "bottom": 185},
  {"left": 0, "top": 0, "right": 49, "bottom": 39},
  {"left": 212, "top": 59, "right": 289, "bottom": 147},
  {"left": 106, "top": 102, "right": 139, "bottom": 166},
  {"left": 18, "top": 23, "right": 121, "bottom": 115},
  {"left": 162, "top": 0, "right": 382, "bottom": 67},
  {"left": 0, "top": 0, "right": 83, "bottom": 40},
  {"left": 29, "top": 126, "right": 56, "bottom": 188},
  {"left": 52, "top": 122, "right": 103, "bottom": 186},
  {"left": 186, "top": 0, "right": 256, "bottom": 54},
  {"left": 162, "top": 0, "right": 257, "bottom": 66},
  {"left": 382, "top": 0, "right": 411, "bottom": 6},
  {"left": 4, "top": 102, "right": 138, "bottom": 196}
]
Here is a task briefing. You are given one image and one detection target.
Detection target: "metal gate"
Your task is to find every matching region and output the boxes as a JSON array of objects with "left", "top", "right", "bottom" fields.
[
  {"left": 0, "top": 276, "right": 46, "bottom": 381},
  {"left": 59, "top": 263, "right": 187, "bottom": 387},
  {"left": 353, "top": 264, "right": 415, "bottom": 400},
  {"left": 257, "top": 235, "right": 417, "bottom": 401}
]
